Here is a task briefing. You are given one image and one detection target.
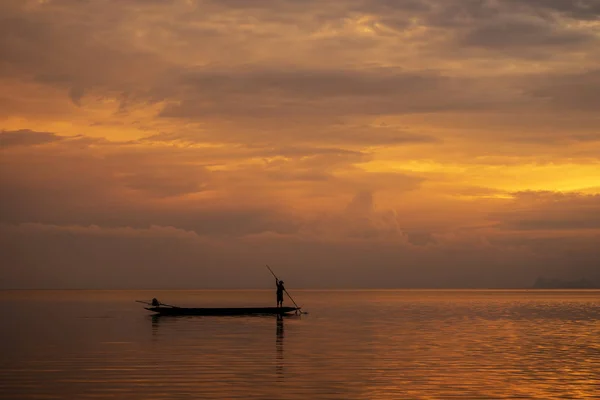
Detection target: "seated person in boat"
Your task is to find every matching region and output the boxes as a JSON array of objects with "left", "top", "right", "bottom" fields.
[
  {"left": 151, "top": 298, "right": 160, "bottom": 307},
  {"left": 276, "top": 280, "right": 285, "bottom": 307}
]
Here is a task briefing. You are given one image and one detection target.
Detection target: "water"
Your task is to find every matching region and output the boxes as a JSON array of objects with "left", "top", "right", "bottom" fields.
[{"left": 1, "top": 290, "right": 598, "bottom": 399}]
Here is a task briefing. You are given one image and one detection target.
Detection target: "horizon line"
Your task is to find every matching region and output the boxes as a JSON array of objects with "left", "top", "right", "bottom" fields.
[{"left": 2, "top": 287, "right": 599, "bottom": 291}]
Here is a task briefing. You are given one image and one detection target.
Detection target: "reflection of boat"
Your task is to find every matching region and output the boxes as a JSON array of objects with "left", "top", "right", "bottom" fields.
[
  {"left": 276, "top": 315, "right": 284, "bottom": 379},
  {"left": 144, "top": 306, "right": 299, "bottom": 316}
]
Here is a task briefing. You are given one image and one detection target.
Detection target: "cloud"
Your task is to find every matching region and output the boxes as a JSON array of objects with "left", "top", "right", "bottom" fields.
[
  {"left": 3, "top": 0, "right": 597, "bottom": 123},
  {"left": 0, "top": 133, "right": 415, "bottom": 239},
  {"left": 494, "top": 191, "right": 600, "bottom": 230},
  {"left": 528, "top": 69, "right": 600, "bottom": 111},
  {"left": 157, "top": 67, "right": 518, "bottom": 120},
  {"left": 0, "top": 129, "right": 62, "bottom": 147},
  {"left": 4, "top": 222, "right": 207, "bottom": 241},
  {"left": 0, "top": 132, "right": 321, "bottom": 235},
  {"left": 68, "top": 86, "right": 85, "bottom": 107},
  {"left": 1, "top": 0, "right": 600, "bottom": 289},
  {"left": 286, "top": 190, "right": 408, "bottom": 241},
  {"left": 460, "top": 16, "right": 594, "bottom": 50},
  {"left": 504, "top": 0, "right": 600, "bottom": 20},
  {"left": 116, "top": 164, "right": 211, "bottom": 198},
  {"left": 0, "top": 3, "right": 170, "bottom": 107},
  {"left": 406, "top": 231, "right": 438, "bottom": 246},
  {"left": 3, "top": 218, "right": 599, "bottom": 289}
]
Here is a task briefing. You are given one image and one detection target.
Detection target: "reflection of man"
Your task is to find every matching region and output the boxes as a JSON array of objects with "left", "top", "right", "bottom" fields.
[
  {"left": 276, "top": 315, "right": 284, "bottom": 378},
  {"left": 276, "top": 279, "right": 285, "bottom": 307},
  {"left": 276, "top": 315, "right": 284, "bottom": 340}
]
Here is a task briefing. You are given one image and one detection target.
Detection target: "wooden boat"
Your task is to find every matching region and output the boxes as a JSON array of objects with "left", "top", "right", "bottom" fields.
[
  {"left": 138, "top": 268, "right": 306, "bottom": 317},
  {"left": 145, "top": 306, "right": 299, "bottom": 316}
]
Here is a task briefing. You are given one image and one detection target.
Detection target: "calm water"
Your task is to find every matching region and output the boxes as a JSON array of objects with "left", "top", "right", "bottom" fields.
[{"left": 0, "top": 290, "right": 598, "bottom": 399}]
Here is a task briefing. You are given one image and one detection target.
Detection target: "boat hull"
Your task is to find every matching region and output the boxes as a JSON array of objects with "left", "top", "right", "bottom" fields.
[{"left": 145, "top": 306, "right": 299, "bottom": 316}]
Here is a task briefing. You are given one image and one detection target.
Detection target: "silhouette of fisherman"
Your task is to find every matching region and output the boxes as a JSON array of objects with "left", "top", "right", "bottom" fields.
[
  {"left": 276, "top": 279, "right": 285, "bottom": 307},
  {"left": 151, "top": 298, "right": 160, "bottom": 307}
]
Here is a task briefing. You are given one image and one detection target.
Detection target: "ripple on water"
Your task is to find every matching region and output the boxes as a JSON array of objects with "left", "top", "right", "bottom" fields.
[{"left": 0, "top": 290, "right": 598, "bottom": 399}]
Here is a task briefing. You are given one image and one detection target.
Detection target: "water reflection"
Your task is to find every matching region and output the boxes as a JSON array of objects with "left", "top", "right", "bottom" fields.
[
  {"left": 148, "top": 313, "right": 291, "bottom": 380},
  {"left": 276, "top": 315, "right": 284, "bottom": 380},
  {"left": 151, "top": 314, "right": 159, "bottom": 337},
  {"left": 2, "top": 290, "right": 598, "bottom": 400}
]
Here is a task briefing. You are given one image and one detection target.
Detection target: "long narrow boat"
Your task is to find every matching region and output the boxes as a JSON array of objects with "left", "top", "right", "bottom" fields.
[{"left": 145, "top": 306, "right": 299, "bottom": 316}]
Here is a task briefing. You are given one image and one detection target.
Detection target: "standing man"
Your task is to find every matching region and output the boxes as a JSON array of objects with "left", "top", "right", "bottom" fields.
[{"left": 276, "top": 279, "right": 285, "bottom": 307}]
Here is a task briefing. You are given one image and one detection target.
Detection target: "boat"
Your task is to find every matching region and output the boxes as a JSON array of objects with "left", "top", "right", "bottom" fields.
[
  {"left": 144, "top": 306, "right": 299, "bottom": 316},
  {"left": 138, "top": 266, "right": 305, "bottom": 317}
]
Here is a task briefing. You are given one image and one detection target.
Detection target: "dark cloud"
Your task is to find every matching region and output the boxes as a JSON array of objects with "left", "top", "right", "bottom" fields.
[
  {"left": 1, "top": 0, "right": 598, "bottom": 123},
  {"left": 201, "top": 0, "right": 600, "bottom": 24},
  {"left": 1, "top": 168, "right": 301, "bottom": 237},
  {"left": 345, "top": 190, "right": 376, "bottom": 214},
  {"left": 313, "top": 125, "right": 434, "bottom": 146},
  {"left": 505, "top": 0, "right": 600, "bottom": 20},
  {"left": 0, "top": 131, "right": 372, "bottom": 235},
  {"left": 501, "top": 131, "right": 600, "bottom": 145},
  {"left": 68, "top": 86, "right": 85, "bottom": 107},
  {"left": 494, "top": 191, "right": 600, "bottom": 230},
  {"left": 117, "top": 168, "right": 210, "bottom": 198},
  {"left": 0, "top": 7, "right": 169, "bottom": 107},
  {"left": 406, "top": 231, "right": 437, "bottom": 246},
  {"left": 0, "top": 132, "right": 422, "bottom": 240},
  {"left": 528, "top": 69, "right": 600, "bottom": 111},
  {"left": 461, "top": 17, "right": 594, "bottom": 49},
  {"left": 158, "top": 67, "right": 505, "bottom": 119},
  {"left": 2, "top": 137, "right": 599, "bottom": 288},
  {"left": 369, "top": 0, "right": 600, "bottom": 60},
  {"left": 3, "top": 220, "right": 599, "bottom": 289},
  {"left": 176, "top": 68, "right": 448, "bottom": 98},
  {"left": 488, "top": 231, "right": 600, "bottom": 283},
  {"left": 142, "top": 124, "right": 438, "bottom": 148},
  {"left": 1, "top": 0, "right": 600, "bottom": 290},
  {"left": 0, "top": 129, "right": 62, "bottom": 147}
]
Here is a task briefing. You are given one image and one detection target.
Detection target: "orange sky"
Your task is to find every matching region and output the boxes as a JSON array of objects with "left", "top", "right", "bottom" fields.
[{"left": 1, "top": 0, "right": 599, "bottom": 288}]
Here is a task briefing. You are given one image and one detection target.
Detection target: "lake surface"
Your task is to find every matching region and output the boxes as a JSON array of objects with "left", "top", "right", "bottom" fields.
[{"left": 1, "top": 290, "right": 599, "bottom": 399}]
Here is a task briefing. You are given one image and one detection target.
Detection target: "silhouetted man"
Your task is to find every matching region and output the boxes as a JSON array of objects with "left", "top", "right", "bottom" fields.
[{"left": 276, "top": 279, "right": 285, "bottom": 307}]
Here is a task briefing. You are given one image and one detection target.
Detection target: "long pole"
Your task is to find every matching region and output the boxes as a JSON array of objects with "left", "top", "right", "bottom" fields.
[{"left": 266, "top": 265, "right": 302, "bottom": 311}]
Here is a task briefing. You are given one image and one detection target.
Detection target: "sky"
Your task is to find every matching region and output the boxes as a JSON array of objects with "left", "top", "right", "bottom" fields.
[{"left": 1, "top": 0, "right": 599, "bottom": 289}]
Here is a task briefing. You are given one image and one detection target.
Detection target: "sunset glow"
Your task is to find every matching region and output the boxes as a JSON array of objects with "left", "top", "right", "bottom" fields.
[{"left": 1, "top": 0, "right": 599, "bottom": 288}]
